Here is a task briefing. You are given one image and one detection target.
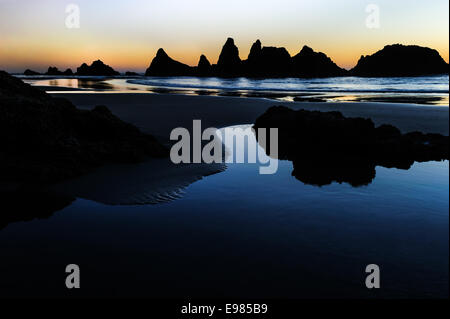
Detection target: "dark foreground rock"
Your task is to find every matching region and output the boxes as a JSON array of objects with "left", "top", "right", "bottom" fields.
[
  {"left": 253, "top": 106, "right": 448, "bottom": 186},
  {"left": 76, "top": 60, "right": 120, "bottom": 76},
  {"left": 0, "top": 186, "right": 75, "bottom": 230},
  {"left": 351, "top": 44, "right": 449, "bottom": 77},
  {"left": 0, "top": 71, "right": 168, "bottom": 183}
]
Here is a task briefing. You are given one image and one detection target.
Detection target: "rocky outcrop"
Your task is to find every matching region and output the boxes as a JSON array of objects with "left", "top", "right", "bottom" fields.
[
  {"left": 0, "top": 187, "right": 75, "bottom": 230},
  {"left": 76, "top": 60, "right": 120, "bottom": 76},
  {"left": 0, "top": 71, "right": 168, "bottom": 183},
  {"left": 216, "top": 38, "right": 242, "bottom": 77},
  {"left": 253, "top": 106, "right": 448, "bottom": 186},
  {"left": 197, "top": 54, "right": 212, "bottom": 76},
  {"left": 125, "top": 71, "right": 139, "bottom": 76},
  {"left": 146, "top": 38, "right": 348, "bottom": 78},
  {"left": 145, "top": 49, "right": 194, "bottom": 76},
  {"left": 248, "top": 39, "right": 262, "bottom": 61},
  {"left": 46, "top": 67, "right": 73, "bottom": 76},
  {"left": 292, "top": 46, "right": 347, "bottom": 77},
  {"left": 244, "top": 40, "right": 292, "bottom": 77},
  {"left": 351, "top": 44, "right": 449, "bottom": 77},
  {"left": 23, "top": 69, "right": 41, "bottom": 76}
]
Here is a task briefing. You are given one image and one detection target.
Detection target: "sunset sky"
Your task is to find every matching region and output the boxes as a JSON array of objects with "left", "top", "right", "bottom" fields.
[{"left": 1, "top": 0, "right": 448, "bottom": 73}]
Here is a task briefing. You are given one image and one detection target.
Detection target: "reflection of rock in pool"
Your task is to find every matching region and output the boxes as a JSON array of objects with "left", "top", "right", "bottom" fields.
[
  {"left": 0, "top": 186, "right": 74, "bottom": 230},
  {"left": 291, "top": 158, "right": 377, "bottom": 187},
  {"left": 52, "top": 158, "right": 227, "bottom": 206},
  {"left": 253, "top": 106, "right": 448, "bottom": 187}
]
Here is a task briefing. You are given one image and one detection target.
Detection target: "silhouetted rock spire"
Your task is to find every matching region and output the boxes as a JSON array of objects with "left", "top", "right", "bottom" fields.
[
  {"left": 246, "top": 42, "right": 292, "bottom": 77},
  {"left": 216, "top": 38, "right": 242, "bottom": 77},
  {"left": 197, "top": 54, "right": 212, "bottom": 76},
  {"left": 145, "top": 48, "right": 193, "bottom": 76},
  {"left": 248, "top": 39, "right": 262, "bottom": 60}
]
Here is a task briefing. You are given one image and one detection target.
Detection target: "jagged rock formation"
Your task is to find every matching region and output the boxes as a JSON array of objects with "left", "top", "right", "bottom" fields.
[
  {"left": 244, "top": 40, "right": 292, "bottom": 77},
  {"left": 145, "top": 48, "right": 194, "bottom": 76},
  {"left": 76, "top": 60, "right": 120, "bottom": 76},
  {"left": 0, "top": 71, "right": 168, "bottom": 183},
  {"left": 23, "top": 69, "right": 41, "bottom": 76},
  {"left": 292, "top": 46, "right": 346, "bottom": 77},
  {"left": 143, "top": 39, "right": 448, "bottom": 78},
  {"left": 216, "top": 38, "right": 242, "bottom": 77},
  {"left": 197, "top": 54, "right": 212, "bottom": 76},
  {"left": 351, "top": 44, "right": 449, "bottom": 77},
  {"left": 248, "top": 39, "right": 262, "bottom": 61},
  {"left": 253, "top": 106, "right": 448, "bottom": 186},
  {"left": 145, "top": 38, "right": 348, "bottom": 78},
  {"left": 46, "top": 67, "right": 73, "bottom": 76},
  {"left": 20, "top": 41, "right": 448, "bottom": 79}
]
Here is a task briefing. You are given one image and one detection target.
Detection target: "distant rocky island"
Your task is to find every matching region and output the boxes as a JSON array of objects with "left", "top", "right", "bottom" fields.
[
  {"left": 23, "top": 60, "right": 120, "bottom": 77},
  {"left": 23, "top": 39, "right": 448, "bottom": 78},
  {"left": 351, "top": 44, "right": 449, "bottom": 77}
]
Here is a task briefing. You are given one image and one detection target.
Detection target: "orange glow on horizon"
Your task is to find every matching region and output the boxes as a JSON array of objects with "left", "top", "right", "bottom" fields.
[
  {"left": 1, "top": 0, "right": 448, "bottom": 73},
  {"left": 2, "top": 39, "right": 448, "bottom": 74}
]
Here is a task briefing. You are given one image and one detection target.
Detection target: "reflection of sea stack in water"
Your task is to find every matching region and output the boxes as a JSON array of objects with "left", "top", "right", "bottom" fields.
[
  {"left": 253, "top": 106, "right": 449, "bottom": 186},
  {"left": 351, "top": 44, "right": 449, "bottom": 77}
]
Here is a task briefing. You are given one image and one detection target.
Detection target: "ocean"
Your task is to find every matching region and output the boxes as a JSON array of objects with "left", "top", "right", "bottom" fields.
[{"left": 21, "top": 74, "right": 449, "bottom": 105}]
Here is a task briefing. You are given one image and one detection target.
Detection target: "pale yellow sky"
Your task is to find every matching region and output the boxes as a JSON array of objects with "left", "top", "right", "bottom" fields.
[{"left": 0, "top": 0, "right": 448, "bottom": 72}]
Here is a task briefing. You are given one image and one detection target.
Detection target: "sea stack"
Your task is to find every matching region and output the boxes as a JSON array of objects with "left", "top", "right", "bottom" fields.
[
  {"left": 291, "top": 45, "right": 347, "bottom": 78},
  {"left": 145, "top": 48, "right": 193, "bottom": 76},
  {"left": 45, "top": 67, "right": 74, "bottom": 76},
  {"left": 216, "top": 38, "right": 242, "bottom": 77},
  {"left": 197, "top": 54, "right": 212, "bottom": 76},
  {"left": 76, "top": 60, "right": 120, "bottom": 76},
  {"left": 351, "top": 44, "right": 449, "bottom": 77},
  {"left": 23, "top": 69, "right": 41, "bottom": 76},
  {"left": 245, "top": 40, "right": 292, "bottom": 77}
]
